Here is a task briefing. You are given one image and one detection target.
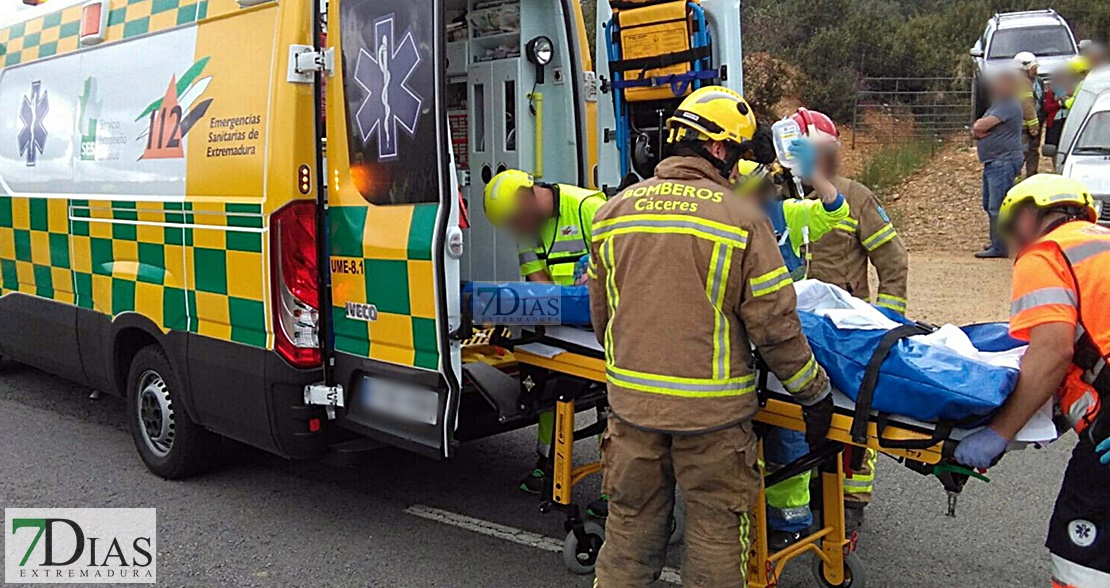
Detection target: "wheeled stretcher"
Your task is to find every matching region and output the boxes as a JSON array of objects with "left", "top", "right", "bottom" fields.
[{"left": 506, "top": 325, "right": 999, "bottom": 587}]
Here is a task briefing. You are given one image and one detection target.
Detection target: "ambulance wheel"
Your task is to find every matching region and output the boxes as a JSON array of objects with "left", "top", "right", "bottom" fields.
[
  {"left": 812, "top": 552, "right": 865, "bottom": 588},
  {"left": 127, "top": 345, "right": 218, "bottom": 479},
  {"left": 563, "top": 521, "right": 605, "bottom": 575}
]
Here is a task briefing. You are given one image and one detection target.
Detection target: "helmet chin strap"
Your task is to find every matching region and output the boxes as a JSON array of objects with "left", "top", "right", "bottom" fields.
[{"left": 693, "top": 143, "right": 742, "bottom": 179}]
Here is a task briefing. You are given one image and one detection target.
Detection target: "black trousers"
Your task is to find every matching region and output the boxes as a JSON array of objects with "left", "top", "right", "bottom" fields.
[{"left": 1045, "top": 435, "right": 1110, "bottom": 584}]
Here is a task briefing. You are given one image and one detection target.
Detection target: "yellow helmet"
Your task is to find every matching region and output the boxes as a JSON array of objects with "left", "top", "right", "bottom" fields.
[
  {"left": 734, "top": 159, "right": 770, "bottom": 193},
  {"left": 483, "top": 169, "right": 534, "bottom": 229},
  {"left": 1068, "top": 55, "right": 1091, "bottom": 76},
  {"left": 998, "top": 174, "right": 1097, "bottom": 233},
  {"left": 666, "top": 86, "right": 758, "bottom": 145}
]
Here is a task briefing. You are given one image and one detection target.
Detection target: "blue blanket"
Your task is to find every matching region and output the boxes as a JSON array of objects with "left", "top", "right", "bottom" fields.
[{"left": 798, "top": 311, "right": 1023, "bottom": 423}]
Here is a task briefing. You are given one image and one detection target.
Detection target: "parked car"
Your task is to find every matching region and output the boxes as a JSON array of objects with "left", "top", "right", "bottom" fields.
[
  {"left": 970, "top": 9, "right": 1079, "bottom": 118},
  {"left": 1053, "top": 88, "right": 1110, "bottom": 225}
]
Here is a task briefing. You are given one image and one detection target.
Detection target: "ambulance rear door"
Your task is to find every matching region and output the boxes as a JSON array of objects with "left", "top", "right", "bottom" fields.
[{"left": 322, "top": 0, "right": 462, "bottom": 458}]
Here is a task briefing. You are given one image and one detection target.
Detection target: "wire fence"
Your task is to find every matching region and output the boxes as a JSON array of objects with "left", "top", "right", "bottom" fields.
[{"left": 851, "top": 77, "right": 974, "bottom": 149}]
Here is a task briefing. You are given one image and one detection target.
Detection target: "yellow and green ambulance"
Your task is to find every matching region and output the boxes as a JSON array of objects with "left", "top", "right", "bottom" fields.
[{"left": 0, "top": 0, "right": 745, "bottom": 475}]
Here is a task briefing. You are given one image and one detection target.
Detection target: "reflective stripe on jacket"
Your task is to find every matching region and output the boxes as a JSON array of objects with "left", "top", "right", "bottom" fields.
[
  {"left": 587, "top": 156, "right": 828, "bottom": 433},
  {"left": 809, "top": 177, "right": 909, "bottom": 314},
  {"left": 518, "top": 184, "right": 606, "bottom": 285},
  {"left": 1010, "top": 220, "right": 1110, "bottom": 432}
]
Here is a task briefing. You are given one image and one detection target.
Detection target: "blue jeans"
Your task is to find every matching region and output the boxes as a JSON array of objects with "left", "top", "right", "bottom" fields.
[{"left": 981, "top": 156, "right": 1023, "bottom": 250}]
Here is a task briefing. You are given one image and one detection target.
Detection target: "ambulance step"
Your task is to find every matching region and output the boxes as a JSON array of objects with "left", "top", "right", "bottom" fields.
[{"left": 464, "top": 363, "right": 526, "bottom": 424}]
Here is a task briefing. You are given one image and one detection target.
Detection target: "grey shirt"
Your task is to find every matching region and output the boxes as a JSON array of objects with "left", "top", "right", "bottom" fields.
[{"left": 977, "top": 98, "right": 1024, "bottom": 163}]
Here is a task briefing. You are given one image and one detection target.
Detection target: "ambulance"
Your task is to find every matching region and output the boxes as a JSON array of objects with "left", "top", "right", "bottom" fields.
[{"left": 0, "top": 0, "right": 743, "bottom": 475}]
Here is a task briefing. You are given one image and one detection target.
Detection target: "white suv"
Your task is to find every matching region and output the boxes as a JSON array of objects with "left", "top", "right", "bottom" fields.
[{"left": 970, "top": 9, "right": 1079, "bottom": 118}]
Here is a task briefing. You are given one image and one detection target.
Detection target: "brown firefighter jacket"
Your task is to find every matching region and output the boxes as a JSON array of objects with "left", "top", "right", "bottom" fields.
[
  {"left": 587, "top": 156, "right": 829, "bottom": 433},
  {"left": 809, "top": 176, "right": 909, "bottom": 315}
]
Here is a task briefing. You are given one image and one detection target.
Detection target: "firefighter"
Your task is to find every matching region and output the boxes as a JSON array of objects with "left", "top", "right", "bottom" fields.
[
  {"left": 1014, "top": 52, "right": 1045, "bottom": 176},
  {"left": 955, "top": 174, "right": 1110, "bottom": 588},
  {"left": 734, "top": 148, "right": 849, "bottom": 549},
  {"left": 797, "top": 107, "right": 909, "bottom": 532},
  {"left": 589, "top": 86, "right": 835, "bottom": 587},
  {"left": 483, "top": 169, "right": 607, "bottom": 513}
]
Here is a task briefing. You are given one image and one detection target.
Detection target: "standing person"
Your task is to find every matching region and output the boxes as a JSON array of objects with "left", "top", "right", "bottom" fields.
[
  {"left": 1064, "top": 56, "right": 1092, "bottom": 111},
  {"left": 972, "top": 70, "right": 1025, "bottom": 259},
  {"left": 799, "top": 107, "right": 910, "bottom": 531},
  {"left": 589, "top": 86, "right": 834, "bottom": 588},
  {"left": 733, "top": 149, "right": 849, "bottom": 549},
  {"left": 482, "top": 169, "right": 607, "bottom": 509},
  {"left": 1043, "top": 70, "right": 1071, "bottom": 154},
  {"left": 955, "top": 174, "right": 1110, "bottom": 588},
  {"left": 1014, "top": 52, "right": 1045, "bottom": 176}
]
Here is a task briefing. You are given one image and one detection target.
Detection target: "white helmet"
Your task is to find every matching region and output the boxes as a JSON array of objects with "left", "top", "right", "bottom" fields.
[{"left": 1014, "top": 51, "right": 1038, "bottom": 70}]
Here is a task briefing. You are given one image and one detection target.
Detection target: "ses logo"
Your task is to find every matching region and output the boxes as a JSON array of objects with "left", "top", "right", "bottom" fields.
[
  {"left": 5, "top": 509, "right": 156, "bottom": 584},
  {"left": 471, "top": 283, "right": 562, "bottom": 325}
]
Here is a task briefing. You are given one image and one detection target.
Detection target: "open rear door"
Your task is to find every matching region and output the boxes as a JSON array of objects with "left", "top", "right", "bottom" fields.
[{"left": 323, "top": 0, "right": 462, "bottom": 458}]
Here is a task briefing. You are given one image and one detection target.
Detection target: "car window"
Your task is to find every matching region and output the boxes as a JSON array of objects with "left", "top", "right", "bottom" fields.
[
  {"left": 1074, "top": 111, "right": 1110, "bottom": 153},
  {"left": 988, "top": 26, "right": 1073, "bottom": 59}
]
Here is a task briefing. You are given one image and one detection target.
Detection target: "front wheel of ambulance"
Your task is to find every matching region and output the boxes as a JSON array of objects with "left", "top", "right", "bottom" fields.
[
  {"left": 562, "top": 521, "right": 605, "bottom": 575},
  {"left": 127, "top": 346, "right": 219, "bottom": 479},
  {"left": 812, "top": 551, "right": 865, "bottom": 588}
]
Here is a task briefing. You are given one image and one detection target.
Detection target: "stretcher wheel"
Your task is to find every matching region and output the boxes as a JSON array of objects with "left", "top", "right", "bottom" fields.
[
  {"left": 563, "top": 521, "right": 605, "bottom": 575},
  {"left": 811, "top": 552, "right": 865, "bottom": 588}
]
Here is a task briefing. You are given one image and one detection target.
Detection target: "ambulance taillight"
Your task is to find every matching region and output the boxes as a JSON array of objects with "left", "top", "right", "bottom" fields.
[{"left": 271, "top": 201, "right": 321, "bottom": 368}]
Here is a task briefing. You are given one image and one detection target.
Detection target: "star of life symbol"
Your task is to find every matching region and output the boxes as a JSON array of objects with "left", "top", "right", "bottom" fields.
[
  {"left": 353, "top": 14, "right": 423, "bottom": 161},
  {"left": 18, "top": 81, "right": 49, "bottom": 167},
  {"left": 1068, "top": 519, "right": 1096, "bottom": 548}
]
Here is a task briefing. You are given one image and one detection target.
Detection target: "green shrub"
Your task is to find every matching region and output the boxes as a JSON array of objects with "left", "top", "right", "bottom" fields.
[{"left": 857, "top": 139, "right": 936, "bottom": 195}]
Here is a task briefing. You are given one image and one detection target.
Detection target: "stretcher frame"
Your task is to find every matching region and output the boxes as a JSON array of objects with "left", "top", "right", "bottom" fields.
[{"left": 514, "top": 338, "right": 952, "bottom": 587}]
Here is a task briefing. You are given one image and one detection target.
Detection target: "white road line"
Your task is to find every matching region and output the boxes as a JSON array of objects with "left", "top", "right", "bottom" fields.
[{"left": 404, "top": 505, "right": 682, "bottom": 584}]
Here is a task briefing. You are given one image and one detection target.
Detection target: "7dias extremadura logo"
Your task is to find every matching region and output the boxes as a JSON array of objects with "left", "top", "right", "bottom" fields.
[{"left": 5, "top": 509, "right": 156, "bottom": 584}]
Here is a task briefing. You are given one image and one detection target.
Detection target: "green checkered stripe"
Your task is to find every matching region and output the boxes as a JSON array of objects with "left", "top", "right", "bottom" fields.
[
  {"left": 0, "top": 197, "right": 268, "bottom": 349},
  {"left": 183, "top": 201, "right": 268, "bottom": 348},
  {"left": 1, "top": 0, "right": 210, "bottom": 68},
  {"left": 0, "top": 196, "right": 72, "bottom": 303},
  {"left": 329, "top": 203, "right": 440, "bottom": 370}
]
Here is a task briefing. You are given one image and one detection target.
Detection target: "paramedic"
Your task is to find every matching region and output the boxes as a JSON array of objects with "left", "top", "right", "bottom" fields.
[
  {"left": 734, "top": 152, "right": 849, "bottom": 549},
  {"left": 482, "top": 169, "right": 607, "bottom": 508},
  {"left": 955, "top": 174, "right": 1110, "bottom": 588},
  {"left": 1014, "top": 52, "right": 1045, "bottom": 177},
  {"left": 801, "top": 107, "right": 910, "bottom": 532},
  {"left": 589, "top": 86, "right": 834, "bottom": 588}
]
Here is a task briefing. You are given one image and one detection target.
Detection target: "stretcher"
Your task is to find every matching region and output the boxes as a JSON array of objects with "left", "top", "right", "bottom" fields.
[{"left": 507, "top": 325, "right": 997, "bottom": 588}]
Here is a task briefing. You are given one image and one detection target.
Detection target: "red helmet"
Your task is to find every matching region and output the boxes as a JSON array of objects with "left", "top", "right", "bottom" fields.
[{"left": 790, "top": 108, "right": 840, "bottom": 146}]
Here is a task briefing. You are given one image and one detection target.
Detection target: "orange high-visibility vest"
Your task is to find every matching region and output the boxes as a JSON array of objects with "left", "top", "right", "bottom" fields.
[{"left": 1010, "top": 220, "right": 1110, "bottom": 433}]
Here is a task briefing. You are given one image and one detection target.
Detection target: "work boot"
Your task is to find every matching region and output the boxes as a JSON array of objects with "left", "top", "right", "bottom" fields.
[
  {"left": 518, "top": 458, "right": 549, "bottom": 494},
  {"left": 974, "top": 247, "right": 1008, "bottom": 259},
  {"left": 586, "top": 494, "right": 609, "bottom": 518},
  {"left": 844, "top": 503, "right": 866, "bottom": 535}
]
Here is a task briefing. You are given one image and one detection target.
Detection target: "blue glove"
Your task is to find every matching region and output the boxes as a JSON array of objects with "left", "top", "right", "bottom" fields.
[
  {"left": 572, "top": 254, "right": 590, "bottom": 285},
  {"left": 1097, "top": 436, "right": 1110, "bottom": 465},
  {"left": 787, "top": 138, "right": 817, "bottom": 181},
  {"left": 955, "top": 427, "right": 1008, "bottom": 470}
]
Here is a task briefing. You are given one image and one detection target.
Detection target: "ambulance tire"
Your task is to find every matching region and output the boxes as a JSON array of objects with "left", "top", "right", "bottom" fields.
[
  {"left": 812, "top": 552, "right": 865, "bottom": 588},
  {"left": 562, "top": 521, "right": 605, "bottom": 575},
  {"left": 127, "top": 345, "right": 219, "bottom": 479}
]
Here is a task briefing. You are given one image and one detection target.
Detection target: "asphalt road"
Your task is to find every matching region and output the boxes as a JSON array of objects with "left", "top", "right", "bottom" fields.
[{"left": 0, "top": 362, "right": 1070, "bottom": 587}]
